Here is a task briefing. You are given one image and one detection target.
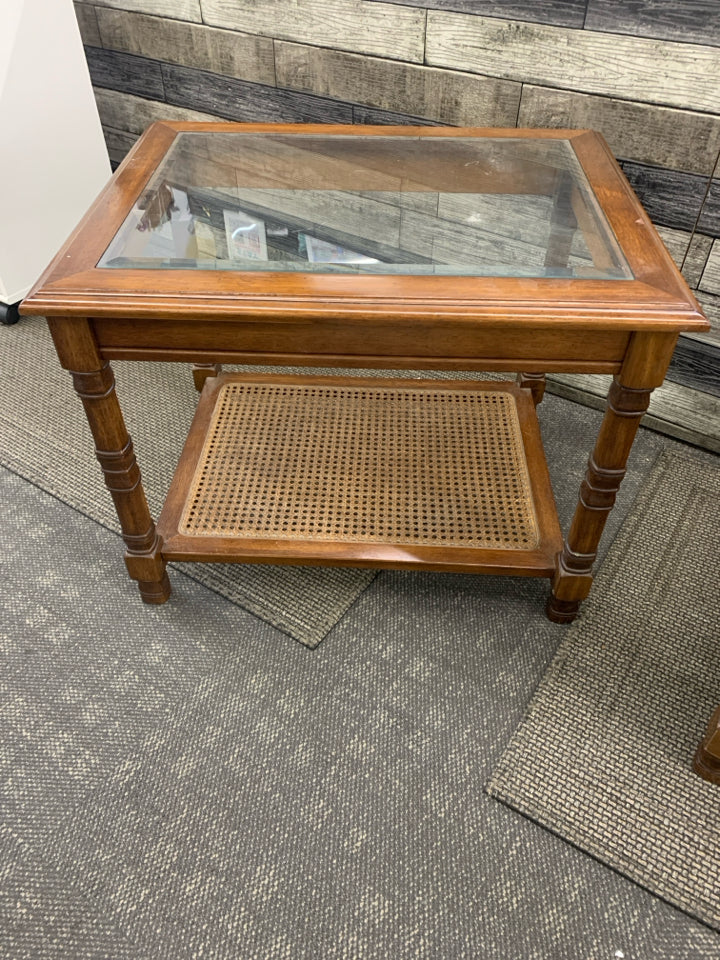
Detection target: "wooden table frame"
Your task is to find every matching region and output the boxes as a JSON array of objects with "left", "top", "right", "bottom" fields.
[{"left": 23, "top": 123, "right": 708, "bottom": 629}]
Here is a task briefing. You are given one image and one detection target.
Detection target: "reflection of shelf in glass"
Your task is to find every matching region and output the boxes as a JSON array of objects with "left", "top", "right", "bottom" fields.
[{"left": 99, "top": 182, "right": 629, "bottom": 279}]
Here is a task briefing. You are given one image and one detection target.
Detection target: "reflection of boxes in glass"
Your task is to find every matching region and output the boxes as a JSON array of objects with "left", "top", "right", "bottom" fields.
[
  {"left": 223, "top": 210, "right": 267, "bottom": 261},
  {"left": 194, "top": 222, "right": 217, "bottom": 259},
  {"left": 302, "top": 234, "right": 378, "bottom": 265}
]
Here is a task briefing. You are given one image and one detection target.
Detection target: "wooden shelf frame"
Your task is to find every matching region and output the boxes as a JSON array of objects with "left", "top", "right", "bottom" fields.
[{"left": 157, "top": 373, "right": 563, "bottom": 576}]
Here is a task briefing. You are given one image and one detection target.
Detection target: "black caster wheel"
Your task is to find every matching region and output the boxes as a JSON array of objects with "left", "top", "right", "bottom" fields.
[{"left": 0, "top": 301, "right": 21, "bottom": 325}]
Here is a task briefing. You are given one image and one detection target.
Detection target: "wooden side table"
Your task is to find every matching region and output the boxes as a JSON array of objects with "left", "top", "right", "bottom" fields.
[{"left": 22, "top": 123, "right": 708, "bottom": 628}]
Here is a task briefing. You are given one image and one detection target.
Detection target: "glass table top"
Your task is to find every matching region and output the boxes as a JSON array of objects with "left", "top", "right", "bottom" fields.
[{"left": 99, "top": 133, "right": 632, "bottom": 280}]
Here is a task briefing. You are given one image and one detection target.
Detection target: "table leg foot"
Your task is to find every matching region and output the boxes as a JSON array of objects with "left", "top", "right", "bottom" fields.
[
  {"left": 137, "top": 572, "right": 172, "bottom": 604},
  {"left": 693, "top": 706, "right": 720, "bottom": 784},
  {"left": 546, "top": 594, "right": 580, "bottom": 623}
]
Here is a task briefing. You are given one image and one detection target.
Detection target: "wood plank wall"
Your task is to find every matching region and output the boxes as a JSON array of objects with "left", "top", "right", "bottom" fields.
[{"left": 73, "top": 0, "right": 720, "bottom": 450}]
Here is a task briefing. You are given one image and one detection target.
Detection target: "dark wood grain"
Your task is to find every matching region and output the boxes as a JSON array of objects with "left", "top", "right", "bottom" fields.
[
  {"left": 620, "top": 161, "right": 709, "bottom": 232},
  {"left": 667, "top": 337, "right": 720, "bottom": 398},
  {"left": 161, "top": 63, "right": 353, "bottom": 124},
  {"left": 586, "top": 0, "right": 720, "bottom": 47},
  {"left": 84, "top": 46, "right": 165, "bottom": 101},
  {"left": 351, "top": 104, "right": 441, "bottom": 126},
  {"left": 699, "top": 179, "right": 720, "bottom": 239},
  {"left": 363, "top": 0, "right": 586, "bottom": 28}
]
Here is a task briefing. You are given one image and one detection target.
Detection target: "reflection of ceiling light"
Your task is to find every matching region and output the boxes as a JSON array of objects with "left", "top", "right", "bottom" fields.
[{"left": 232, "top": 222, "right": 257, "bottom": 237}]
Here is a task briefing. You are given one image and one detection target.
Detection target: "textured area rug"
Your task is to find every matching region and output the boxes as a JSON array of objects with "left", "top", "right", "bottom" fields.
[
  {"left": 488, "top": 449, "right": 720, "bottom": 929},
  {"left": 0, "top": 316, "right": 376, "bottom": 647},
  {"left": 6, "top": 462, "right": 720, "bottom": 958}
]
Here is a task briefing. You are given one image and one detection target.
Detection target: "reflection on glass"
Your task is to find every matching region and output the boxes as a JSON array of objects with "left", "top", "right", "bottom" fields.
[
  {"left": 98, "top": 134, "right": 632, "bottom": 279},
  {"left": 223, "top": 210, "right": 267, "bottom": 261}
]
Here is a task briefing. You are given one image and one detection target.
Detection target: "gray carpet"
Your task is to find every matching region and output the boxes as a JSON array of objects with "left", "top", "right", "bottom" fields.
[
  {"left": 0, "top": 316, "right": 377, "bottom": 647},
  {"left": 488, "top": 449, "right": 720, "bottom": 930},
  {"left": 3, "top": 461, "right": 720, "bottom": 958}
]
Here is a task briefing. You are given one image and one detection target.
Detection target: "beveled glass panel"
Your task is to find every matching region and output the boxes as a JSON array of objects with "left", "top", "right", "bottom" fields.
[{"left": 99, "top": 133, "right": 632, "bottom": 279}]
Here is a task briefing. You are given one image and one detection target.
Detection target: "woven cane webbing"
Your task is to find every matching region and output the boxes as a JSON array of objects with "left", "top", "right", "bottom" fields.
[{"left": 179, "top": 382, "right": 540, "bottom": 549}]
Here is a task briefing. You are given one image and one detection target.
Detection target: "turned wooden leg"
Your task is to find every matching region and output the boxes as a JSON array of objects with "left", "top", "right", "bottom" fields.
[
  {"left": 517, "top": 372, "right": 546, "bottom": 406},
  {"left": 548, "top": 332, "right": 678, "bottom": 623},
  {"left": 694, "top": 706, "right": 720, "bottom": 784},
  {"left": 192, "top": 363, "right": 222, "bottom": 391},
  {"left": 48, "top": 318, "right": 170, "bottom": 604}
]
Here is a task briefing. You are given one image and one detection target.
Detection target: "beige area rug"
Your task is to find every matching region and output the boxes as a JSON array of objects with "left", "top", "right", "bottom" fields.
[
  {"left": 488, "top": 449, "right": 720, "bottom": 929},
  {"left": 0, "top": 316, "right": 379, "bottom": 647}
]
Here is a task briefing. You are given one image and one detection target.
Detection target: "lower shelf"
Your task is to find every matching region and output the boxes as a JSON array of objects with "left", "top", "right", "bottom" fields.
[{"left": 157, "top": 372, "right": 563, "bottom": 576}]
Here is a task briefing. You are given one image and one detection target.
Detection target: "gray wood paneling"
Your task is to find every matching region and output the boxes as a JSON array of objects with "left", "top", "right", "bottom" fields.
[
  {"left": 102, "top": 125, "right": 139, "bottom": 166},
  {"left": 547, "top": 374, "right": 720, "bottom": 452},
  {"left": 351, "top": 105, "right": 441, "bottom": 126},
  {"left": 620, "top": 161, "right": 709, "bottom": 232},
  {"left": 656, "top": 227, "right": 713, "bottom": 288},
  {"left": 684, "top": 234, "right": 716, "bottom": 289},
  {"left": 700, "top": 241, "right": 720, "bottom": 295},
  {"left": 698, "top": 179, "right": 720, "bottom": 238},
  {"left": 425, "top": 13, "right": 720, "bottom": 112},
  {"left": 585, "top": 0, "right": 720, "bottom": 48},
  {"left": 85, "top": 47, "right": 165, "bottom": 101},
  {"left": 161, "top": 64, "right": 353, "bottom": 124},
  {"left": 654, "top": 227, "right": 689, "bottom": 272},
  {"left": 92, "top": 0, "right": 202, "bottom": 21},
  {"left": 202, "top": 0, "right": 426, "bottom": 63},
  {"left": 517, "top": 86, "right": 720, "bottom": 176},
  {"left": 692, "top": 292, "right": 720, "bottom": 348},
  {"left": 74, "top": 3, "right": 101, "bottom": 47},
  {"left": 667, "top": 338, "right": 720, "bottom": 398},
  {"left": 94, "top": 89, "right": 224, "bottom": 136},
  {"left": 78, "top": 0, "right": 720, "bottom": 447},
  {"left": 363, "top": 0, "right": 586, "bottom": 28},
  {"left": 274, "top": 42, "right": 521, "bottom": 128},
  {"left": 96, "top": 8, "right": 275, "bottom": 86}
]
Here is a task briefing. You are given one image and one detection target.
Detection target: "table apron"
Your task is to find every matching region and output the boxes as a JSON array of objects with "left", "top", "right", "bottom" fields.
[{"left": 91, "top": 318, "right": 629, "bottom": 372}]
